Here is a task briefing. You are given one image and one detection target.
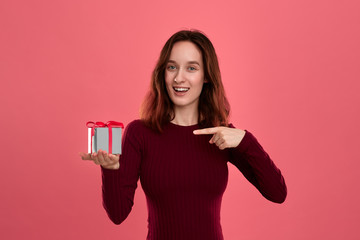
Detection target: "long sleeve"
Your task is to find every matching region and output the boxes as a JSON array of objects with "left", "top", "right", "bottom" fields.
[
  {"left": 228, "top": 128, "right": 287, "bottom": 203},
  {"left": 101, "top": 120, "right": 143, "bottom": 224}
]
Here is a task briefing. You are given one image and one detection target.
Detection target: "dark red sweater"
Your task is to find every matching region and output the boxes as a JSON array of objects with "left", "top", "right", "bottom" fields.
[{"left": 101, "top": 120, "right": 287, "bottom": 240}]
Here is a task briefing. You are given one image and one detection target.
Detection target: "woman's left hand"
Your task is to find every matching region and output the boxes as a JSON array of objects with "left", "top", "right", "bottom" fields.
[{"left": 193, "top": 127, "right": 246, "bottom": 150}]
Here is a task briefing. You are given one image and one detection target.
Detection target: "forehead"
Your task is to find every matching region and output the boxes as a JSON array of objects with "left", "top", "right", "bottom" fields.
[{"left": 169, "top": 41, "right": 202, "bottom": 63}]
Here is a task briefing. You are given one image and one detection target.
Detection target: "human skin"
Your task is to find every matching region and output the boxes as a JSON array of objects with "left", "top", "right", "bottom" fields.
[
  {"left": 164, "top": 41, "right": 206, "bottom": 126},
  {"left": 79, "top": 150, "right": 119, "bottom": 169}
]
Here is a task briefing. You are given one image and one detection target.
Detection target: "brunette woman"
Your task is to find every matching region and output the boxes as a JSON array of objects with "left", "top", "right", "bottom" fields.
[{"left": 79, "top": 30, "right": 287, "bottom": 240}]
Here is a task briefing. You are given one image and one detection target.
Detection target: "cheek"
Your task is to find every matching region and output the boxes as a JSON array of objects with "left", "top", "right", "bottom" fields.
[
  {"left": 165, "top": 72, "right": 173, "bottom": 85},
  {"left": 164, "top": 77, "right": 170, "bottom": 89},
  {"left": 191, "top": 75, "right": 205, "bottom": 89},
  {"left": 164, "top": 75, "right": 173, "bottom": 94}
]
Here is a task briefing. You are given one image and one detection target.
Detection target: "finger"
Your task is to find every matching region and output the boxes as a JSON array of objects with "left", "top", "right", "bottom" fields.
[
  {"left": 214, "top": 138, "right": 225, "bottom": 147},
  {"left": 79, "top": 152, "right": 92, "bottom": 160},
  {"left": 210, "top": 133, "right": 220, "bottom": 144},
  {"left": 193, "top": 127, "right": 221, "bottom": 135},
  {"left": 209, "top": 135, "right": 215, "bottom": 144},
  {"left": 92, "top": 152, "right": 100, "bottom": 165},
  {"left": 97, "top": 150, "right": 107, "bottom": 165},
  {"left": 218, "top": 142, "right": 227, "bottom": 150},
  {"left": 101, "top": 150, "right": 113, "bottom": 165},
  {"left": 109, "top": 154, "right": 120, "bottom": 163}
]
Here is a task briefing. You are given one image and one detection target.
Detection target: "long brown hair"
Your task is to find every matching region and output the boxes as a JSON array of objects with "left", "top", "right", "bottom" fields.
[{"left": 140, "top": 29, "right": 230, "bottom": 132}]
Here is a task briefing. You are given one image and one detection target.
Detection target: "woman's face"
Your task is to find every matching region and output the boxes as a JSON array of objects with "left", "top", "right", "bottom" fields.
[{"left": 165, "top": 41, "right": 205, "bottom": 111}]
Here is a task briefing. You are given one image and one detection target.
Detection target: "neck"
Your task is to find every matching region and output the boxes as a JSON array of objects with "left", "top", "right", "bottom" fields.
[{"left": 171, "top": 105, "right": 199, "bottom": 126}]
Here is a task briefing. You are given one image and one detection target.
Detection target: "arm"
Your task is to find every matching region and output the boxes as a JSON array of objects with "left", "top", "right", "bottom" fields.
[
  {"left": 228, "top": 129, "right": 287, "bottom": 204},
  {"left": 101, "top": 120, "right": 143, "bottom": 224}
]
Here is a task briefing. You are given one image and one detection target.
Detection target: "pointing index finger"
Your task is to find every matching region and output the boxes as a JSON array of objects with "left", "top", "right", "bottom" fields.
[{"left": 193, "top": 127, "right": 220, "bottom": 135}]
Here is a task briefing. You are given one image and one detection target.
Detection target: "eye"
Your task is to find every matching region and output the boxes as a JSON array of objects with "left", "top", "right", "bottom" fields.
[
  {"left": 167, "top": 65, "right": 177, "bottom": 70},
  {"left": 188, "top": 66, "right": 197, "bottom": 71}
]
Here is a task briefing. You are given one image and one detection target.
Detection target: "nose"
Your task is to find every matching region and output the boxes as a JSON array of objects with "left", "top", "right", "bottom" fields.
[{"left": 174, "top": 68, "right": 186, "bottom": 83}]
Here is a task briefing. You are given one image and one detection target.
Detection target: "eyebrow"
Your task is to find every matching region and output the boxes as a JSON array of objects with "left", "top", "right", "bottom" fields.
[{"left": 168, "top": 60, "right": 201, "bottom": 66}]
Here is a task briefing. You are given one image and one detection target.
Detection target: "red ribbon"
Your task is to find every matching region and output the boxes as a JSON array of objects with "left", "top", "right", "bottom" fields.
[{"left": 86, "top": 121, "right": 124, "bottom": 154}]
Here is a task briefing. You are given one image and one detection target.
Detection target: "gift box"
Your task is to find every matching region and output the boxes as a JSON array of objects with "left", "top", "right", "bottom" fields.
[{"left": 86, "top": 121, "right": 124, "bottom": 154}]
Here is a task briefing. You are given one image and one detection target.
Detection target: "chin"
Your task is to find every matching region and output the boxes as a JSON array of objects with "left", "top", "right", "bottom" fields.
[{"left": 171, "top": 98, "right": 198, "bottom": 109}]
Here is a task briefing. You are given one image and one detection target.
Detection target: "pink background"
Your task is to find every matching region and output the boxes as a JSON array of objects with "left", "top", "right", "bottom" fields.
[{"left": 1, "top": 0, "right": 359, "bottom": 239}]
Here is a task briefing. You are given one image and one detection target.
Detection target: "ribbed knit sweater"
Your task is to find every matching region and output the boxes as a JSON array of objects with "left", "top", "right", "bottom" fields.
[{"left": 101, "top": 120, "right": 287, "bottom": 240}]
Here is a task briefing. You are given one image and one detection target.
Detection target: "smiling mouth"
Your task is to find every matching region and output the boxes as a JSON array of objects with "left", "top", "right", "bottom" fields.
[{"left": 173, "top": 87, "right": 190, "bottom": 92}]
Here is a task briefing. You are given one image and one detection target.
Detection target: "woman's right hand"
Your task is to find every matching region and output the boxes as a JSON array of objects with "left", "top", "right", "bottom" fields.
[{"left": 79, "top": 150, "right": 120, "bottom": 170}]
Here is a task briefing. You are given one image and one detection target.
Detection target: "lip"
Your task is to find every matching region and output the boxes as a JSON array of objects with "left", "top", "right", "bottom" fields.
[{"left": 172, "top": 86, "right": 190, "bottom": 96}]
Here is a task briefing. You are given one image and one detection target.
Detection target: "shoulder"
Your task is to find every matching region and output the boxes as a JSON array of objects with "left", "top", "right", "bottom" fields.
[
  {"left": 121, "top": 120, "right": 146, "bottom": 147},
  {"left": 124, "top": 119, "right": 145, "bottom": 133},
  {"left": 123, "top": 120, "right": 159, "bottom": 148},
  {"left": 124, "top": 119, "right": 154, "bottom": 136},
  {"left": 126, "top": 119, "right": 144, "bottom": 129}
]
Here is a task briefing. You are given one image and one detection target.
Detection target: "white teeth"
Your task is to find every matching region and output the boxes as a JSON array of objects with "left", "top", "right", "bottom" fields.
[{"left": 174, "top": 87, "right": 189, "bottom": 92}]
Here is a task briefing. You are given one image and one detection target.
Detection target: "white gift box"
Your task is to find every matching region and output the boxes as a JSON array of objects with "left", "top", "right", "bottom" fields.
[{"left": 86, "top": 121, "right": 124, "bottom": 154}]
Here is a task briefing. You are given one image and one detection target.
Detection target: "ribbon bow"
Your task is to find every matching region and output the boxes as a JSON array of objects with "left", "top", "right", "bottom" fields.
[{"left": 86, "top": 121, "right": 124, "bottom": 154}]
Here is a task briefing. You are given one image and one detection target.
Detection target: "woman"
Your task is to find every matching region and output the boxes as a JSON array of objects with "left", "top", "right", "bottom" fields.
[{"left": 79, "top": 30, "right": 287, "bottom": 240}]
